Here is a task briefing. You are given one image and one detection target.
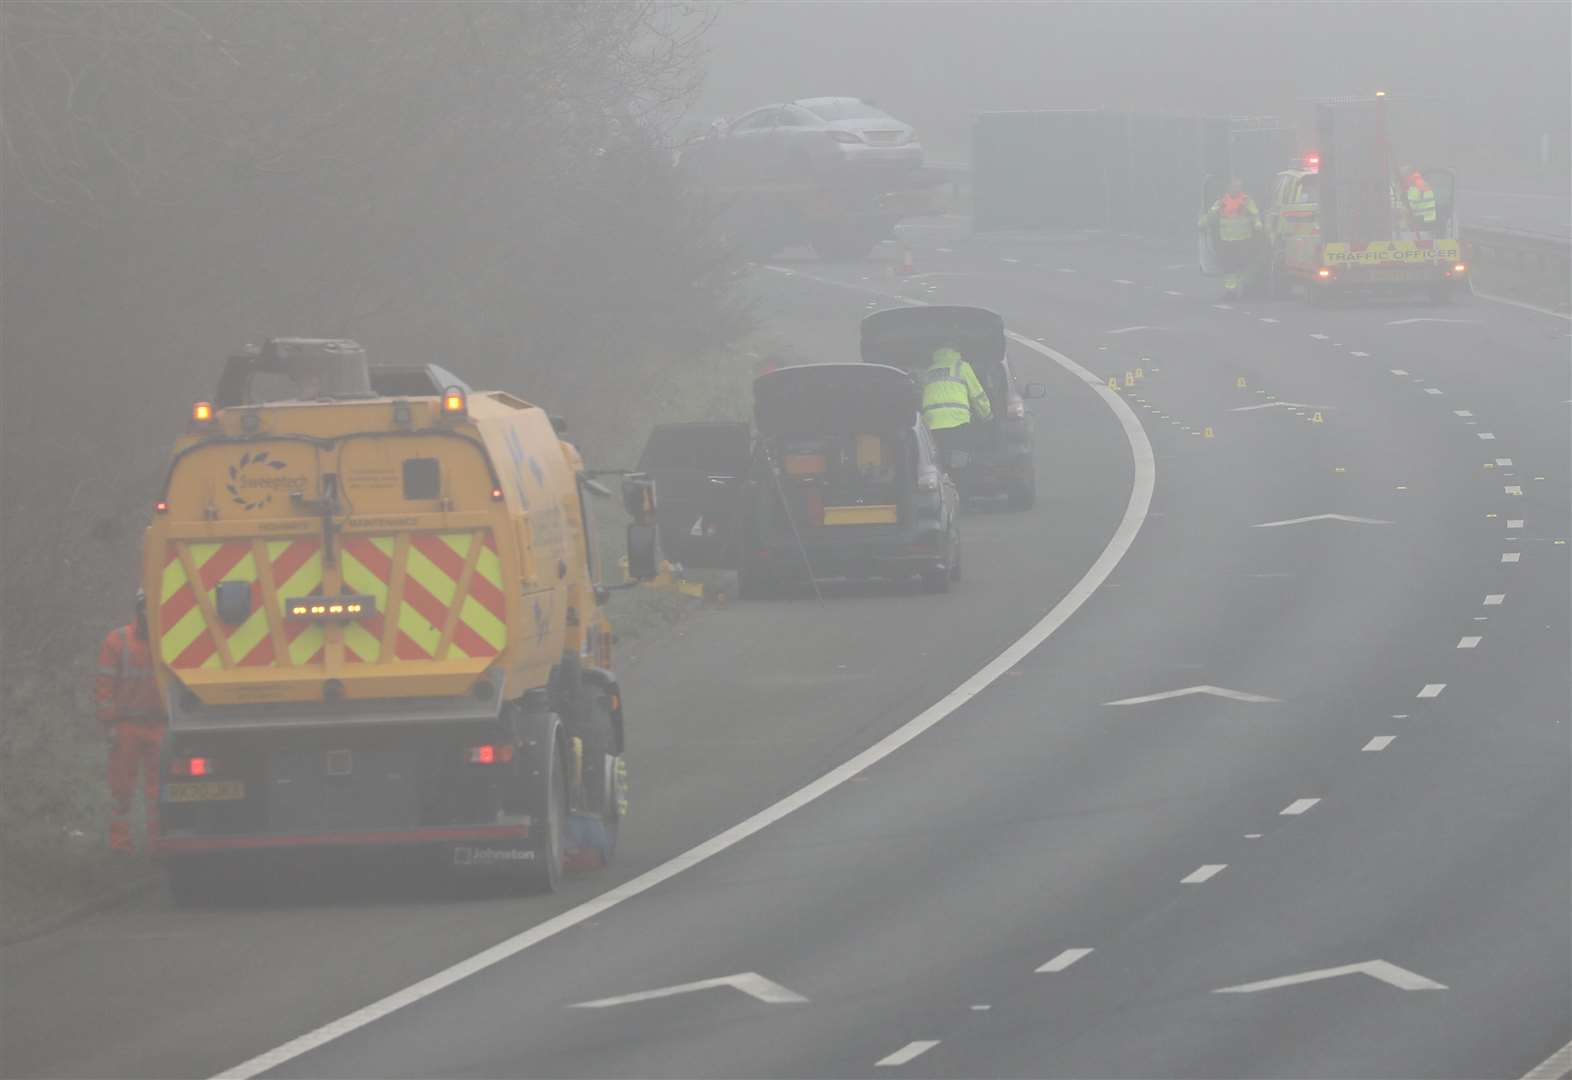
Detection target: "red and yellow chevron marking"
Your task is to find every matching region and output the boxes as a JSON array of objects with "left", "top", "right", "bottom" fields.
[
  {"left": 160, "top": 539, "right": 323, "bottom": 670},
  {"left": 157, "top": 531, "right": 502, "bottom": 671},
  {"left": 401, "top": 531, "right": 505, "bottom": 661}
]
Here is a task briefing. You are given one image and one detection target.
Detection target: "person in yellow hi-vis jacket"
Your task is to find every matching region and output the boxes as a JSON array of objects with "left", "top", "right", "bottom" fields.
[{"left": 920, "top": 346, "right": 991, "bottom": 458}]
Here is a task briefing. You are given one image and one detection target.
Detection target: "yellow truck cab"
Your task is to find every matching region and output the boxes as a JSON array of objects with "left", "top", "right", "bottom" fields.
[{"left": 144, "top": 339, "right": 656, "bottom": 900}]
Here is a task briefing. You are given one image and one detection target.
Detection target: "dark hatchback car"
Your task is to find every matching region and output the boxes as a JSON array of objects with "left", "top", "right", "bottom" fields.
[
  {"left": 860, "top": 306, "right": 1044, "bottom": 509},
  {"left": 638, "top": 363, "right": 961, "bottom": 597}
]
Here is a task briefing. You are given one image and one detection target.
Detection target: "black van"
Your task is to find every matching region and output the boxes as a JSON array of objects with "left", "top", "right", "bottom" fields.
[
  {"left": 638, "top": 363, "right": 961, "bottom": 597},
  {"left": 860, "top": 306, "right": 1044, "bottom": 509}
]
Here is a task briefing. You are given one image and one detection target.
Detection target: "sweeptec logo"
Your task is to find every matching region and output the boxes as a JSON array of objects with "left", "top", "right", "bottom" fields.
[
  {"left": 226, "top": 451, "right": 306, "bottom": 511},
  {"left": 1324, "top": 240, "right": 1461, "bottom": 265}
]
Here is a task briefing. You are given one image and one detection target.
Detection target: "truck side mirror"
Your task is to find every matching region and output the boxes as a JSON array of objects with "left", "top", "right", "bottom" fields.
[
  {"left": 621, "top": 474, "right": 657, "bottom": 523},
  {"left": 1023, "top": 383, "right": 1048, "bottom": 400},
  {"left": 626, "top": 524, "right": 659, "bottom": 581}
]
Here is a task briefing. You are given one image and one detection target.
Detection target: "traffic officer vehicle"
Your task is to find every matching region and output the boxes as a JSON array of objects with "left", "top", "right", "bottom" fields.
[
  {"left": 638, "top": 363, "right": 962, "bottom": 597},
  {"left": 860, "top": 306, "right": 1045, "bottom": 509}
]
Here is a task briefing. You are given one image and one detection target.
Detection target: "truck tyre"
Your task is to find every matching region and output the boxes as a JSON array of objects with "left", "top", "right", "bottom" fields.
[
  {"left": 1006, "top": 474, "right": 1037, "bottom": 512},
  {"left": 517, "top": 710, "right": 567, "bottom": 893},
  {"left": 738, "top": 566, "right": 774, "bottom": 601},
  {"left": 581, "top": 692, "right": 621, "bottom": 861},
  {"left": 166, "top": 856, "right": 227, "bottom": 908}
]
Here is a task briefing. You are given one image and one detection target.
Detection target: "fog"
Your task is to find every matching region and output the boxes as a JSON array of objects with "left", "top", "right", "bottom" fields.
[{"left": 700, "top": 1, "right": 1570, "bottom": 183}]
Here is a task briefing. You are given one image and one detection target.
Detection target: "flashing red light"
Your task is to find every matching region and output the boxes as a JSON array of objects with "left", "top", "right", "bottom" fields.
[
  {"left": 154, "top": 499, "right": 170, "bottom": 514},
  {"left": 467, "top": 744, "right": 513, "bottom": 765},
  {"left": 1305, "top": 154, "right": 1320, "bottom": 170},
  {"left": 171, "top": 756, "right": 212, "bottom": 777}
]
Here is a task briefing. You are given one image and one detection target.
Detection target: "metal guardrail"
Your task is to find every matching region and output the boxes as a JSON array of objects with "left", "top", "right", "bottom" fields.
[{"left": 1462, "top": 223, "right": 1572, "bottom": 279}]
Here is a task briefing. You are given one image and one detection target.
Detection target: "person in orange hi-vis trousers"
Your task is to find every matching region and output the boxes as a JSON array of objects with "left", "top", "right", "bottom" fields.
[{"left": 96, "top": 589, "right": 165, "bottom": 852}]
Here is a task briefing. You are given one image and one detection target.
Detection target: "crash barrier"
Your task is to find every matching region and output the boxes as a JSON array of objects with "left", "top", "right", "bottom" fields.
[
  {"left": 971, "top": 110, "right": 1294, "bottom": 242},
  {"left": 1462, "top": 225, "right": 1572, "bottom": 283}
]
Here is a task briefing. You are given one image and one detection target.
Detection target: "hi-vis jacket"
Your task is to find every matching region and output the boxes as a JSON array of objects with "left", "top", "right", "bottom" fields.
[{"left": 921, "top": 349, "right": 992, "bottom": 431}]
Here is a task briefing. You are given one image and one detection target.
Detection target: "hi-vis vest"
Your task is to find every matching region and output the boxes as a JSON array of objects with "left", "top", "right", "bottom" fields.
[
  {"left": 1215, "top": 193, "right": 1260, "bottom": 242},
  {"left": 1406, "top": 177, "right": 1436, "bottom": 223},
  {"left": 921, "top": 357, "right": 990, "bottom": 431}
]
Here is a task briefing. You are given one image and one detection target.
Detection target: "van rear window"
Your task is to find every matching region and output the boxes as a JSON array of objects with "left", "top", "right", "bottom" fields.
[{"left": 403, "top": 458, "right": 440, "bottom": 500}]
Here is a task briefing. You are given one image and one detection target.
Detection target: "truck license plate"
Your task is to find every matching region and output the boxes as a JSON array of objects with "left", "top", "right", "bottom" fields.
[{"left": 164, "top": 780, "right": 246, "bottom": 803}]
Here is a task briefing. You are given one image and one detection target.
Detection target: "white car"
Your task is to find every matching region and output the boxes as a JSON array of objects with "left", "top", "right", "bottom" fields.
[{"left": 713, "top": 98, "right": 923, "bottom": 179}]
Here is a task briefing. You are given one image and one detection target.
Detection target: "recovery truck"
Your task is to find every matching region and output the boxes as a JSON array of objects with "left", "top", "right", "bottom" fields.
[
  {"left": 144, "top": 339, "right": 659, "bottom": 902},
  {"left": 1265, "top": 96, "right": 1465, "bottom": 303}
]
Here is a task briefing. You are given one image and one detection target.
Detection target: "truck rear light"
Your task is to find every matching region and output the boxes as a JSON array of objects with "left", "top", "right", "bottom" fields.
[
  {"left": 170, "top": 755, "right": 213, "bottom": 777},
  {"left": 1317, "top": 268, "right": 1332, "bottom": 279},
  {"left": 285, "top": 594, "right": 377, "bottom": 621},
  {"left": 467, "top": 744, "right": 514, "bottom": 765}
]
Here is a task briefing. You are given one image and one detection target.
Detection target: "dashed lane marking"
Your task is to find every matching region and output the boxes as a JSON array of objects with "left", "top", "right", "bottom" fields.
[
  {"left": 1386, "top": 317, "right": 1483, "bottom": 326},
  {"left": 1454, "top": 410, "right": 1474, "bottom": 417},
  {"left": 1425, "top": 388, "right": 1444, "bottom": 395},
  {"left": 1390, "top": 368, "right": 1409, "bottom": 375},
  {"left": 1164, "top": 289, "right": 1184, "bottom": 296},
  {"left": 1106, "top": 325, "right": 1154, "bottom": 334},
  {"left": 1457, "top": 636, "right": 1482, "bottom": 649},
  {"left": 1484, "top": 594, "right": 1505, "bottom": 605},
  {"left": 1502, "top": 552, "right": 1521, "bottom": 563},
  {"left": 1478, "top": 432, "right": 1497, "bottom": 439},
  {"left": 1213, "top": 303, "right": 1234, "bottom": 310},
  {"left": 1036, "top": 948, "right": 1095, "bottom": 973},
  {"left": 1280, "top": 798, "right": 1321, "bottom": 816},
  {"left": 1182, "top": 864, "right": 1227, "bottom": 884},
  {"left": 1506, "top": 485, "right": 1523, "bottom": 496},
  {"left": 1001, "top": 257, "right": 1021, "bottom": 263},
  {"left": 1350, "top": 350, "right": 1370, "bottom": 357},
  {"left": 211, "top": 266, "right": 1162, "bottom": 1080},
  {"left": 1508, "top": 519, "right": 1524, "bottom": 529},
  {"left": 1310, "top": 333, "right": 1329, "bottom": 340},
  {"left": 877, "top": 1041, "right": 940, "bottom": 1068},
  {"left": 1258, "top": 317, "right": 1279, "bottom": 323},
  {"left": 1363, "top": 736, "right": 1396, "bottom": 752},
  {"left": 1497, "top": 458, "right": 1514, "bottom": 466},
  {"left": 1417, "top": 683, "right": 1447, "bottom": 699},
  {"left": 1113, "top": 278, "right": 1136, "bottom": 285}
]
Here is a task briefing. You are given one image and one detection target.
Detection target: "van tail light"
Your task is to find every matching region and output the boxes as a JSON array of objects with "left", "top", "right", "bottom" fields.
[
  {"left": 467, "top": 744, "right": 514, "bottom": 765},
  {"left": 1453, "top": 263, "right": 1467, "bottom": 273},
  {"left": 917, "top": 465, "right": 940, "bottom": 492}
]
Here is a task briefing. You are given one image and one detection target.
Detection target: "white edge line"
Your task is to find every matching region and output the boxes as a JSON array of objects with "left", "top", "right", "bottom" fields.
[
  {"left": 214, "top": 266, "right": 1158, "bottom": 1080},
  {"left": 1470, "top": 274, "right": 1572, "bottom": 322},
  {"left": 1523, "top": 1039, "right": 1572, "bottom": 1080}
]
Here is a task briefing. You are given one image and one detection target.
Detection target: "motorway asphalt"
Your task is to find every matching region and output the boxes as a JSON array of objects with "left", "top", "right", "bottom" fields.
[{"left": 4, "top": 224, "right": 1567, "bottom": 1080}]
